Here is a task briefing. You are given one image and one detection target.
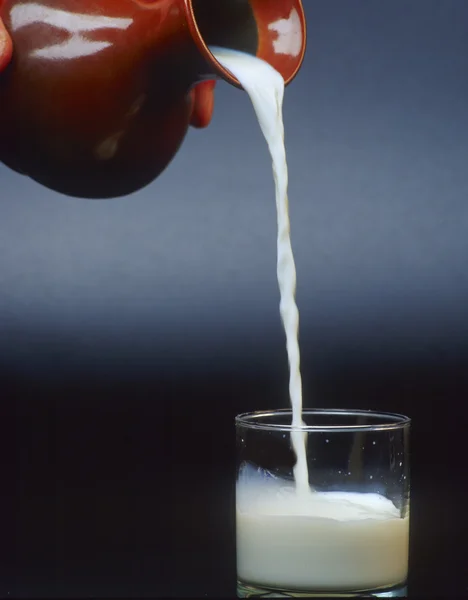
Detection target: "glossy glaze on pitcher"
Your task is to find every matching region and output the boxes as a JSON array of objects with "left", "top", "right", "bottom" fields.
[{"left": 0, "top": 0, "right": 306, "bottom": 198}]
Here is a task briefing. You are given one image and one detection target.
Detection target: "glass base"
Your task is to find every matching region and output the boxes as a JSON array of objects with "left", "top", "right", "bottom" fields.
[{"left": 237, "top": 581, "right": 408, "bottom": 598}]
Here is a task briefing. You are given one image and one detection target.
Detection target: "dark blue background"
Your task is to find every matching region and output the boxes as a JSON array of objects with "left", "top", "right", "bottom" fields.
[{"left": 2, "top": 0, "right": 468, "bottom": 596}]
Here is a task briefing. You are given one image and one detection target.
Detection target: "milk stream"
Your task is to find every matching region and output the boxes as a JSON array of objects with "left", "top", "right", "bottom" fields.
[{"left": 210, "top": 47, "right": 309, "bottom": 494}]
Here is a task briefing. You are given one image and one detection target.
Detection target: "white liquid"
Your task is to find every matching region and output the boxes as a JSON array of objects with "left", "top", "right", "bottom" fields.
[
  {"left": 236, "top": 470, "right": 409, "bottom": 591},
  {"left": 211, "top": 47, "right": 309, "bottom": 494},
  {"left": 211, "top": 49, "right": 409, "bottom": 591}
]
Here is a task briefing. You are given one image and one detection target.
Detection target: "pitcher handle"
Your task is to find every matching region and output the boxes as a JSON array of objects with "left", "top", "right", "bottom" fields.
[{"left": 189, "top": 80, "right": 216, "bottom": 129}]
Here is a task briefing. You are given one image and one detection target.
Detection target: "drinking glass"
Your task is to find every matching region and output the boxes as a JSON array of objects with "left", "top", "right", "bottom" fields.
[{"left": 235, "top": 409, "right": 410, "bottom": 598}]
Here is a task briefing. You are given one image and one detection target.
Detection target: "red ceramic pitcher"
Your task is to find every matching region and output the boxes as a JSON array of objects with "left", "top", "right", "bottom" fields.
[{"left": 0, "top": 0, "right": 306, "bottom": 198}]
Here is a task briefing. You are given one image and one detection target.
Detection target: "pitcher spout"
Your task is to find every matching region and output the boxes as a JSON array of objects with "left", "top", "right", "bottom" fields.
[{"left": 185, "top": 0, "right": 306, "bottom": 89}]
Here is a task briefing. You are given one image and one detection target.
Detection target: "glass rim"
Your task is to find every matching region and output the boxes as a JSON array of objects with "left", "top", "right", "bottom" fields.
[{"left": 235, "top": 408, "right": 411, "bottom": 433}]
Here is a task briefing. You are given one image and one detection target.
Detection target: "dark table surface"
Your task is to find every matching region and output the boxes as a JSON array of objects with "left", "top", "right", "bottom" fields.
[{"left": 4, "top": 369, "right": 468, "bottom": 598}]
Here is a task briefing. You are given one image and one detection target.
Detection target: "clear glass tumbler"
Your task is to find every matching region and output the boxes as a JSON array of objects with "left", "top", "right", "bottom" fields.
[{"left": 235, "top": 409, "right": 410, "bottom": 598}]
